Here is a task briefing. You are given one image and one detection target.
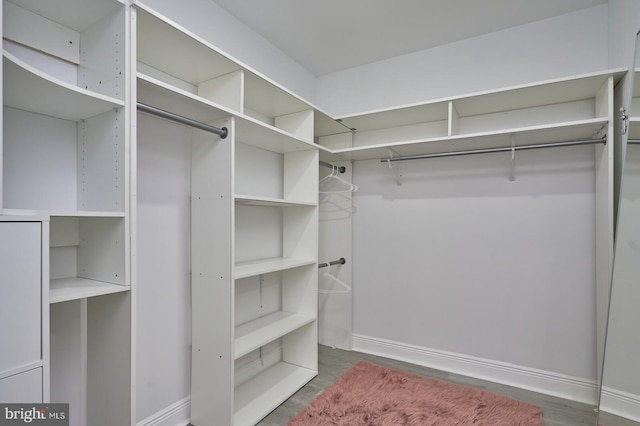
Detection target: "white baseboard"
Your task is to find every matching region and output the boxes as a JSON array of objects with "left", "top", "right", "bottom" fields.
[
  {"left": 599, "top": 386, "right": 640, "bottom": 423},
  {"left": 352, "top": 334, "right": 598, "bottom": 405},
  {"left": 137, "top": 397, "right": 191, "bottom": 426}
]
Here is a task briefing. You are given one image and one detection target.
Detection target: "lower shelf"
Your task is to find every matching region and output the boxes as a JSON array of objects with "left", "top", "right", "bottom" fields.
[
  {"left": 235, "top": 312, "right": 316, "bottom": 359},
  {"left": 50, "top": 277, "right": 130, "bottom": 303},
  {"left": 234, "top": 362, "right": 317, "bottom": 426}
]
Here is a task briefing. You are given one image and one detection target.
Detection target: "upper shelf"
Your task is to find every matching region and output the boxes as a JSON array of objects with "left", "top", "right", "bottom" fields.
[
  {"left": 137, "top": 74, "right": 319, "bottom": 154},
  {"left": 333, "top": 119, "right": 608, "bottom": 161},
  {"left": 337, "top": 69, "right": 624, "bottom": 133},
  {"left": 135, "top": 4, "right": 332, "bottom": 130},
  {"left": 3, "top": 51, "right": 125, "bottom": 121}
]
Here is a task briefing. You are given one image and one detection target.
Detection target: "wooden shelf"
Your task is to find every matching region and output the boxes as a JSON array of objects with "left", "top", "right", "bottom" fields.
[
  {"left": 332, "top": 118, "right": 609, "bottom": 161},
  {"left": 235, "top": 195, "right": 316, "bottom": 207},
  {"left": 234, "top": 362, "right": 316, "bottom": 426},
  {"left": 337, "top": 69, "right": 624, "bottom": 133},
  {"left": 235, "top": 258, "right": 316, "bottom": 280},
  {"left": 50, "top": 278, "right": 129, "bottom": 304},
  {"left": 2, "top": 209, "right": 125, "bottom": 218},
  {"left": 137, "top": 73, "right": 235, "bottom": 123},
  {"left": 234, "top": 312, "right": 315, "bottom": 359},
  {"left": 3, "top": 52, "right": 124, "bottom": 121},
  {"left": 136, "top": 6, "right": 240, "bottom": 88},
  {"left": 235, "top": 115, "right": 317, "bottom": 154}
]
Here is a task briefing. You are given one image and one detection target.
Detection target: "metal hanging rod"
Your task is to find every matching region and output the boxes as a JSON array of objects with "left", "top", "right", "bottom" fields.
[
  {"left": 320, "top": 161, "right": 346, "bottom": 173},
  {"left": 380, "top": 138, "right": 606, "bottom": 163},
  {"left": 318, "top": 258, "right": 346, "bottom": 268},
  {"left": 628, "top": 139, "right": 640, "bottom": 144},
  {"left": 137, "top": 102, "right": 228, "bottom": 139}
]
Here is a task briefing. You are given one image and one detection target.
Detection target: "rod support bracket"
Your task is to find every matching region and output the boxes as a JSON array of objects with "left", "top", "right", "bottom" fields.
[
  {"left": 387, "top": 149, "right": 403, "bottom": 186},
  {"left": 509, "top": 135, "right": 516, "bottom": 182}
]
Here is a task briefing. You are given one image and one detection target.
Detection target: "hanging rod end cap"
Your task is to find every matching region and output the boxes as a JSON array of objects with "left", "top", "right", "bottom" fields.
[{"left": 220, "top": 127, "right": 229, "bottom": 139}]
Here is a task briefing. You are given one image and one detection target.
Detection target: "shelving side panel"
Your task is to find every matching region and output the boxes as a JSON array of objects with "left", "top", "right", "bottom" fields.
[
  {"left": 50, "top": 300, "right": 87, "bottom": 426},
  {"left": 235, "top": 142, "right": 284, "bottom": 200},
  {"left": 197, "top": 69, "right": 244, "bottom": 113},
  {"left": 86, "top": 292, "right": 131, "bottom": 426},
  {"left": 594, "top": 75, "right": 615, "bottom": 374},
  {"left": 235, "top": 204, "right": 282, "bottom": 264},
  {"left": 77, "top": 217, "right": 126, "bottom": 285},
  {"left": 135, "top": 7, "right": 241, "bottom": 102},
  {"left": 243, "top": 72, "right": 310, "bottom": 125},
  {"left": 282, "top": 322, "right": 318, "bottom": 372},
  {"left": 284, "top": 149, "right": 318, "bottom": 204},
  {"left": 275, "top": 109, "right": 314, "bottom": 143},
  {"left": 79, "top": 7, "right": 126, "bottom": 100},
  {"left": 77, "top": 108, "right": 126, "bottom": 213},
  {"left": 234, "top": 363, "right": 316, "bottom": 426},
  {"left": 190, "top": 117, "right": 235, "bottom": 426},
  {"left": 283, "top": 206, "right": 318, "bottom": 261}
]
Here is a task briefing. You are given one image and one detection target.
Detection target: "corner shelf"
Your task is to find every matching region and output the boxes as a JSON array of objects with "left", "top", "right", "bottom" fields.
[{"left": 3, "top": 52, "right": 124, "bottom": 122}]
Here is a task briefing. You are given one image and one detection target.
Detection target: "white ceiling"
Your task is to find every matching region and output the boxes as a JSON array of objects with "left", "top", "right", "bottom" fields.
[{"left": 211, "top": 0, "right": 607, "bottom": 76}]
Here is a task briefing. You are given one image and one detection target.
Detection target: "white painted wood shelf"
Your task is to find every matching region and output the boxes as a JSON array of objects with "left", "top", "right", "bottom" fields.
[
  {"left": 235, "top": 195, "right": 317, "bottom": 208},
  {"left": 50, "top": 278, "right": 130, "bottom": 304},
  {"left": 235, "top": 312, "right": 316, "bottom": 359},
  {"left": 2, "top": 209, "right": 125, "bottom": 218},
  {"left": 3, "top": 51, "right": 124, "bottom": 121},
  {"left": 235, "top": 258, "right": 317, "bottom": 280},
  {"left": 323, "top": 69, "right": 624, "bottom": 162},
  {"left": 233, "top": 362, "right": 317, "bottom": 426}
]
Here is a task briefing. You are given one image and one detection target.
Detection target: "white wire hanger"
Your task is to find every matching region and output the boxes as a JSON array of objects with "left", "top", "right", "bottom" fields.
[
  {"left": 319, "top": 164, "right": 358, "bottom": 194},
  {"left": 318, "top": 263, "right": 351, "bottom": 294}
]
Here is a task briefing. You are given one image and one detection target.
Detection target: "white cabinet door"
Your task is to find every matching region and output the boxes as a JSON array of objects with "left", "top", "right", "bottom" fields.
[
  {"left": 0, "top": 222, "right": 42, "bottom": 373},
  {"left": 0, "top": 368, "right": 43, "bottom": 402}
]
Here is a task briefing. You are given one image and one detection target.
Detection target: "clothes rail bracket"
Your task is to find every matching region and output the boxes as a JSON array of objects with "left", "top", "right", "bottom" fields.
[
  {"left": 320, "top": 161, "right": 346, "bottom": 174},
  {"left": 387, "top": 148, "right": 403, "bottom": 186}
]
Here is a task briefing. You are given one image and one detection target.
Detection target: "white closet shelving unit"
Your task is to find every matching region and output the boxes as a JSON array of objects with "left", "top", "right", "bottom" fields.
[
  {"left": 133, "top": 3, "right": 335, "bottom": 425},
  {"left": 326, "top": 71, "right": 622, "bottom": 161},
  {"left": 1, "top": 0, "right": 132, "bottom": 424},
  {"left": 317, "top": 69, "right": 621, "bottom": 373}
]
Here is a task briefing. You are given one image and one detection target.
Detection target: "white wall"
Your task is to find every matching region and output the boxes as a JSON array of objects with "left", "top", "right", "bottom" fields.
[
  {"left": 136, "top": 114, "right": 192, "bottom": 422},
  {"left": 352, "top": 147, "right": 598, "bottom": 382},
  {"left": 138, "top": 0, "right": 317, "bottom": 103},
  {"left": 316, "top": 5, "right": 609, "bottom": 117}
]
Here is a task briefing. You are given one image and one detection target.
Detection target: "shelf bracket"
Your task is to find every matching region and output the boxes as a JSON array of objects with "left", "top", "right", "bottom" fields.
[
  {"left": 621, "top": 107, "right": 629, "bottom": 135},
  {"left": 387, "top": 149, "right": 403, "bottom": 186},
  {"left": 509, "top": 135, "right": 516, "bottom": 182},
  {"left": 259, "top": 274, "right": 264, "bottom": 309}
]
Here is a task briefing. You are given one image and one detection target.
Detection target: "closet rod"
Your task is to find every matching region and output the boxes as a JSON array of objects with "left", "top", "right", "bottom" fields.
[
  {"left": 137, "top": 102, "right": 228, "bottom": 139},
  {"left": 319, "top": 258, "right": 346, "bottom": 268},
  {"left": 380, "top": 138, "right": 605, "bottom": 163},
  {"left": 628, "top": 139, "right": 640, "bottom": 144},
  {"left": 320, "top": 161, "right": 346, "bottom": 173}
]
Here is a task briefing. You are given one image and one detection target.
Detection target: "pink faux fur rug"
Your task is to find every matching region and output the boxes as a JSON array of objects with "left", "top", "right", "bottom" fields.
[{"left": 287, "top": 361, "right": 543, "bottom": 426}]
